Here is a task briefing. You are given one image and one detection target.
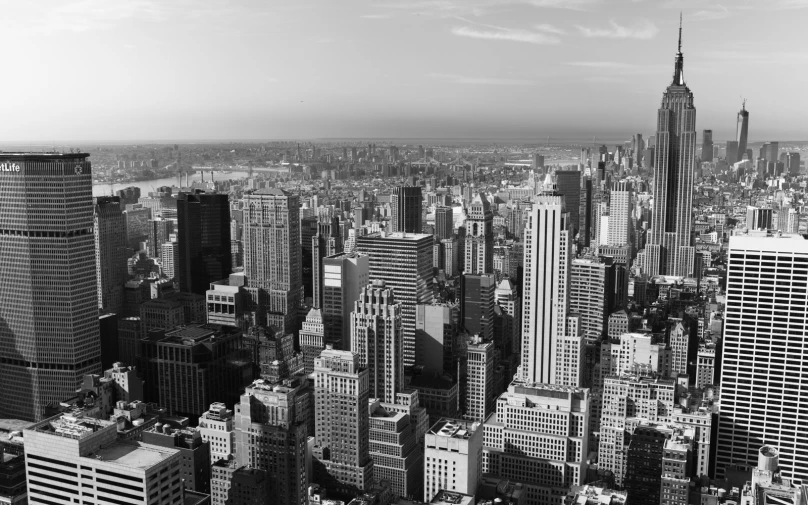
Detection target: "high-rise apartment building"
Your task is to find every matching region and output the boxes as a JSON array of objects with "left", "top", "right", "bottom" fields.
[
  {"left": 312, "top": 348, "right": 373, "bottom": 494},
  {"left": 350, "top": 281, "right": 403, "bottom": 404},
  {"left": 177, "top": 191, "right": 232, "bottom": 295},
  {"left": 242, "top": 189, "right": 302, "bottom": 332},
  {"left": 391, "top": 186, "right": 423, "bottom": 233},
  {"left": 234, "top": 379, "right": 308, "bottom": 505},
  {"left": 161, "top": 240, "right": 180, "bottom": 280},
  {"left": 717, "top": 234, "right": 808, "bottom": 485},
  {"left": 482, "top": 382, "right": 590, "bottom": 505},
  {"left": 25, "top": 413, "right": 183, "bottom": 505},
  {"left": 464, "top": 193, "right": 493, "bottom": 274},
  {"left": 423, "top": 418, "right": 482, "bottom": 501},
  {"left": 357, "top": 232, "right": 434, "bottom": 367},
  {"left": 519, "top": 190, "right": 583, "bottom": 387},
  {"left": 435, "top": 206, "right": 454, "bottom": 241},
  {"left": 322, "top": 252, "right": 369, "bottom": 350},
  {"left": 94, "top": 196, "right": 128, "bottom": 314},
  {"left": 0, "top": 153, "right": 101, "bottom": 421},
  {"left": 647, "top": 26, "right": 697, "bottom": 277}
]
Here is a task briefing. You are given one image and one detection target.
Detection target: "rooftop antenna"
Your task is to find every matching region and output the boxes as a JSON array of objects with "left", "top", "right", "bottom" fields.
[
  {"left": 741, "top": 97, "right": 746, "bottom": 111},
  {"left": 678, "top": 12, "right": 682, "bottom": 54}
]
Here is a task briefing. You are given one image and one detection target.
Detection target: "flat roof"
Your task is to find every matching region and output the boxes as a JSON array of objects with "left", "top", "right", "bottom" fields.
[
  {"left": 729, "top": 234, "right": 808, "bottom": 254},
  {"left": 0, "top": 419, "right": 35, "bottom": 433},
  {"left": 429, "top": 418, "right": 477, "bottom": 438},
  {"left": 358, "top": 232, "right": 433, "bottom": 240},
  {"left": 0, "top": 152, "right": 89, "bottom": 160},
  {"left": 93, "top": 440, "right": 177, "bottom": 470}
]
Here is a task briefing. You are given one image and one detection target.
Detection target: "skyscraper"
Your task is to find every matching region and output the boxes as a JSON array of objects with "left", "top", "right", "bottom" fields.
[
  {"left": 736, "top": 101, "right": 749, "bottom": 160},
  {"left": 312, "top": 348, "right": 373, "bottom": 495},
  {"left": 357, "top": 232, "right": 434, "bottom": 367},
  {"left": 701, "top": 130, "right": 713, "bottom": 162},
  {"left": 177, "top": 191, "right": 232, "bottom": 295},
  {"left": 234, "top": 380, "right": 308, "bottom": 505},
  {"left": 322, "top": 252, "right": 369, "bottom": 350},
  {"left": 569, "top": 258, "right": 614, "bottom": 340},
  {"left": 464, "top": 193, "right": 493, "bottom": 274},
  {"left": 94, "top": 196, "right": 128, "bottom": 314},
  {"left": 519, "top": 190, "right": 583, "bottom": 387},
  {"left": 435, "top": 205, "right": 454, "bottom": 241},
  {"left": 242, "top": 189, "right": 302, "bottom": 332},
  {"left": 465, "top": 336, "right": 494, "bottom": 422},
  {"left": 647, "top": 21, "right": 697, "bottom": 277},
  {"left": 312, "top": 208, "right": 343, "bottom": 309},
  {"left": 607, "top": 180, "right": 633, "bottom": 247},
  {"left": 0, "top": 153, "right": 101, "bottom": 421},
  {"left": 350, "top": 281, "right": 403, "bottom": 403},
  {"left": 726, "top": 140, "right": 739, "bottom": 165},
  {"left": 391, "top": 186, "right": 423, "bottom": 233},
  {"left": 716, "top": 234, "right": 808, "bottom": 484},
  {"left": 555, "top": 170, "right": 581, "bottom": 238},
  {"left": 459, "top": 273, "right": 496, "bottom": 341}
]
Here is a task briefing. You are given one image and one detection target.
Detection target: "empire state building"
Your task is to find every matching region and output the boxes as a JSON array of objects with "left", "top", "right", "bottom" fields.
[{"left": 646, "top": 18, "right": 697, "bottom": 277}]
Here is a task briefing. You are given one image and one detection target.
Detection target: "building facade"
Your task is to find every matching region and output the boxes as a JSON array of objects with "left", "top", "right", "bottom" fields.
[{"left": 0, "top": 153, "right": 101, "bottom": 421}]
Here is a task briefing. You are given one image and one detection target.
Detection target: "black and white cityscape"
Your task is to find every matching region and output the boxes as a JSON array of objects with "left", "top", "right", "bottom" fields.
[{"left": 1, "top": 2, "right": 806, "bottom": 505}]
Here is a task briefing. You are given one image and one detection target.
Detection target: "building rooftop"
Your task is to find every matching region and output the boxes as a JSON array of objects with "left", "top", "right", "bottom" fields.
[
  {"left": 430, "top": 490, "right": 475, "bottom": 505},
  {"left": 33, "top": 413, "right": 114, "bottom": 440},
  {"left": 0, "top": 152, "right": 89, "bottom": 160},
  {"left": 259, "top": 187, "right": 292, "bottom": 196},
  {"left": 359, "top": 231, "right": 433, "bottom": 241},
  {"left": 92, "top": 440, "right": 177, "bottom": 469},
  {"left": 428, "top": 418, "right": 478, "bottom": 439}
]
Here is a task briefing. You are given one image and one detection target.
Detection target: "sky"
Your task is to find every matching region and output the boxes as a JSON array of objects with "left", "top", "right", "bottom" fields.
[{"left": 1, "top": 0, "right": 807, "bottom": 143}]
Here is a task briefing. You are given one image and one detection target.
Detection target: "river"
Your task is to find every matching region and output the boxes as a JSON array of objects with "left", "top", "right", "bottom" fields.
[{"left": 92, "top": 171, "right": 251, "bottom": 197}]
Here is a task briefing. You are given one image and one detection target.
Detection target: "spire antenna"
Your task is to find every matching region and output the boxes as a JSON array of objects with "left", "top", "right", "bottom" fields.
[{"left": 678, "top": 12, "right": 682, "bottom": 53}]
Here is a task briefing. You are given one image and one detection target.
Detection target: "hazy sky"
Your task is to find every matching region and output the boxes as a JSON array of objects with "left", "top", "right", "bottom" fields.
[{"left": 2, "top": 0, "right": 806, "bottom": 142}]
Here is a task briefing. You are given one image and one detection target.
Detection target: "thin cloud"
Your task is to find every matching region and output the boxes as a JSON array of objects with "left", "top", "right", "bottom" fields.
[
  {"left": 451, "top": 25, "right": 561, "bottom": 44},
  {"left": 585, "top": 76, "right": 629, "bottom": 83},
  {"left": 534, "top": 23, "right": 566, "bottom": 34},
  {"left": 378, "top": 0, "right": 599, "bottom": 16},
  {"left": 360, "top": 13, "right": 393, "bottom": 19},
  {"left": 692, "top": 8, "right": 732, "bottom": 20},
  {"left": 576, "top": 19, "right": 659, "bottom": 39},
  {"left": 566, "top": 61, "right": 639, "bottom": 69},
  {"left": 430, "top": 72, "right": 537, "bottom": 85}
]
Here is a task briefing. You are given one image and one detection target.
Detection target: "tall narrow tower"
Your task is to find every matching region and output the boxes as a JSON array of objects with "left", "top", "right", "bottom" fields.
[
  {"left": 519, "top": 182, "right": 583, "bottom": 387},
  {"left": 464, "top": 193, "right": 493, "bottom": 274},
  {"left": 646, "top": 17, "right": 697, "bottom": 277},
  {"left": 736, "top": 100, "right": 749, "bottom": 161}
]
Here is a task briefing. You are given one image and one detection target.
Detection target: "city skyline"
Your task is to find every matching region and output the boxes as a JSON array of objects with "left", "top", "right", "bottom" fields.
[{"left": 1, "top": 1, "right": 806, "bottom": 142}]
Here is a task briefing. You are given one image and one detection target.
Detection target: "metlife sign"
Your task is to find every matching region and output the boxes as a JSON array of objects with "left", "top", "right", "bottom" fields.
[{"left": 0, "top": 163, "right": 21, "bottom": 172}]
